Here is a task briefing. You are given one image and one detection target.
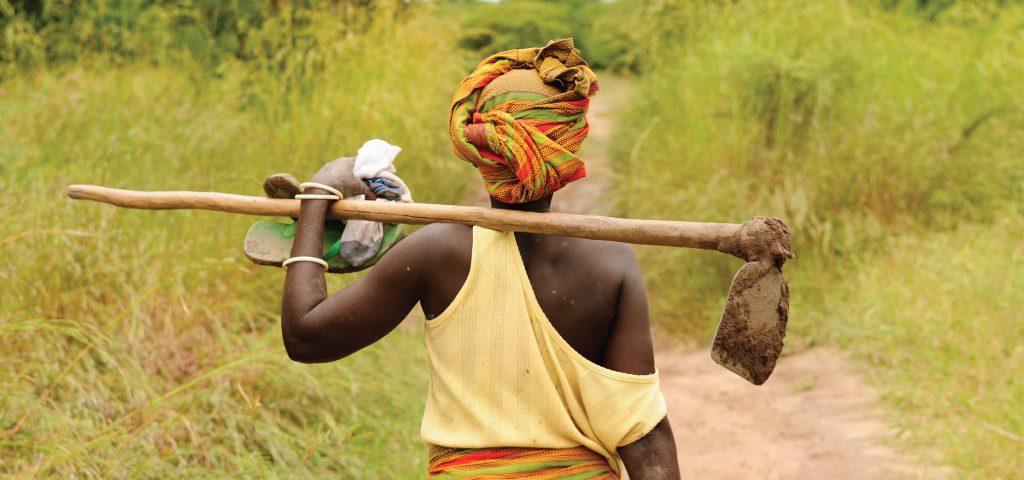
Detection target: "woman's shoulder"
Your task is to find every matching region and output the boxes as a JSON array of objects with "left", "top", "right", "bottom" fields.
[
  {"left": 412, "top": 222, "right": 473, "bottom": 241},
  {"left": 402, "top": 223, "right": 473, "bottom": 265},
  {"left": 561, "top": 236, "right": 639, "bottom": 273}
]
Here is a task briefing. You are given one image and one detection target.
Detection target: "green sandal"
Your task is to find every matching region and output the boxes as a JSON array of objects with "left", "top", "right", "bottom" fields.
[{"left": 243, "top": 173, "right": 406, "bottom": 274}]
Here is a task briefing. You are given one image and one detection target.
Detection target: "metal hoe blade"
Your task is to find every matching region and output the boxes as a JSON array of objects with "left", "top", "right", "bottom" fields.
[{"left": 711, "top": 261, "right": 789, "bottom": 385}]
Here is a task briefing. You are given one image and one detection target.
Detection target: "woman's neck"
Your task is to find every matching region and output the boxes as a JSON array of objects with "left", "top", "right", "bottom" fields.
[
  {"left": 490, "top": 195, "right": 553, "bottom": 255},
  {"left": 489, "top": 195, "right": 552, "bottom": 213}
]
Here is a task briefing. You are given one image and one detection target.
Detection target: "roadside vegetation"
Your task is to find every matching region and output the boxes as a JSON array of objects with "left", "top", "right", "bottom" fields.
[
  {"left": 2, "top": 0, "right": 1021, "bottom": 477},
  {"left": 2, "top": 1, "right": 470, "bottom": 477},
  {"left": 611, "top": 0, "right": 1023, "bottom": 477}
]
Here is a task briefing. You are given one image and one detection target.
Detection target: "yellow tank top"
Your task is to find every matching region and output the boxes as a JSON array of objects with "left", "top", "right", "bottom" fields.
[{"left": 420, "top": 227, "right": 667, "bottom": 473}]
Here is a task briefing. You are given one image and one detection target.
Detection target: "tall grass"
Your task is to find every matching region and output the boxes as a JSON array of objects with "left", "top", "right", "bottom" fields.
[
  {"left": 0, "top": 0, "right": 417, "bottom": 72},
  {"left": 831, "top": 217, "right": 1024, "bottom": 477},
  {"left": 614, "top": 0, "right": 1024, "bottom": 338},
  {"left": 0, "top": 7, "right": 473, "bottom": 477},
  {"left": 612, "top": 0, "right": 1024, "bottom": 476},
  {"left": 5, "top": 0, "right": 1022, "bottom": 476}
]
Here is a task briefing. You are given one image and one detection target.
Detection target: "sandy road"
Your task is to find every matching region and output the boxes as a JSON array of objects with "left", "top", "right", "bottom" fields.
[{"left": 655, "top": 345, "right": 951, "bottom": 479}]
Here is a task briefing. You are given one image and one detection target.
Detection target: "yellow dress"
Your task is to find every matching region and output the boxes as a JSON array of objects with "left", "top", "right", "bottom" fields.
[{"left": 421, "top": 227, "right": 667, "bottom": 474}]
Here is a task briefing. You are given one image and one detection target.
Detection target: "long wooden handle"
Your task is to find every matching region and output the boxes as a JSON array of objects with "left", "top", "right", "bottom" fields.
[{"left": 66, "top": 184, "right": 740, "bottom": 250}]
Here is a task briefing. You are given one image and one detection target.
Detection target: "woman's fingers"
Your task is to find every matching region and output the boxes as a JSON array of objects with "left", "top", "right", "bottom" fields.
[{"left": 311, "top": 157, "right": 377, "bottom": 200}]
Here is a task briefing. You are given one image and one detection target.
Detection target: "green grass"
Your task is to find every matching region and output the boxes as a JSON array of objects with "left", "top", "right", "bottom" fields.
[
  {"left": 613, "top": 0, "right": 1024, "bottom": 337},
  {"left": 611, "top": 0, "right": 1024, "bottom": 477},
  {"left": 831, "top": 216, "right": 1024, "bottom": 476},
  {"left": 5, "top": 0, "right": 1024, "bottom": 477},
  {"left": 0, "top": 9, "right": 474, "bottom": 478}
]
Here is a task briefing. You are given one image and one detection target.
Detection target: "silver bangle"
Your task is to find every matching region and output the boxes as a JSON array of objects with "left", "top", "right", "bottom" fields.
[
  {"left": 282, "top": 256, "right": 329, "bottom": 271},
  {"left": 294, "top": 193, "right": 339, "bottom": 201},
  {"left": 299, "top": 182, "right": 346, "bottom": 200}
]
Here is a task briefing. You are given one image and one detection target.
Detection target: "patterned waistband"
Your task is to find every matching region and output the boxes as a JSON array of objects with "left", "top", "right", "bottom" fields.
[{"left": 427, "top": 445, "right": 617, "bottom": 479}]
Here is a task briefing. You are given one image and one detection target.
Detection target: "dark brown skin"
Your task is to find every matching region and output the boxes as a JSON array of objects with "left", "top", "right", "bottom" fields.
[{"left": 281, "top": 159, "right": 680, "bottom": 479}]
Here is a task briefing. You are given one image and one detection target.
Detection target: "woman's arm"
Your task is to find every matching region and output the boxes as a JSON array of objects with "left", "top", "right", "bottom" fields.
[
  {"left": 279, "top": 159, "right": 426, "bottom": 363},
  {"left": 603, "top": 246, "right": 681, "bottom": 479},
  {"left": 619, "top": 417, "right": 679, "bottom": 479}
]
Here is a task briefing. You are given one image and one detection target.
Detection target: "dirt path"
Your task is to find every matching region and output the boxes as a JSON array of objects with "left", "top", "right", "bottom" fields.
[{"left": 556, "top": 76, "right": 944, "bottom": 479}]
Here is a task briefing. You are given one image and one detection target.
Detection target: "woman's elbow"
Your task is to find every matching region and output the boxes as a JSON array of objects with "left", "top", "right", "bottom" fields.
[
  {"left": 281, "top": 315, "right": 325, "bottom": 363},
  {"left": 280, "top": 318, "right": 356, "bottom": 363},
  {"left": 285, "top": 344, "right": 356, "bottom": 363},
  {"left": 283, "top": 338, "right": 321, "bottom": 363}
]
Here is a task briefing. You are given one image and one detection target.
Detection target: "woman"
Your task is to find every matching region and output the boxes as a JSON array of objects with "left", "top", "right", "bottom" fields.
[{"left": 279, "top": 39, "right": 679, "bottom": 479}]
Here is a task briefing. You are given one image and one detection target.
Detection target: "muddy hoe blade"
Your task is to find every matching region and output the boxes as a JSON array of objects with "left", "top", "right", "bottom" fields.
[
  {"left": 711, "top": 216, "right": 793, "bottom": 385},
  {"left": 712, "top": 262, "right": 789, "bottom": 385},
  {"left": 66, "top": 185, "right": 794, "bottom": 385}
]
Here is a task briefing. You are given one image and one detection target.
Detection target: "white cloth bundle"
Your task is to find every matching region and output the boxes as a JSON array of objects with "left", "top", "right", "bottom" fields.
[{"left": 340, "top": 139, "right": 413, "bottom": 266}]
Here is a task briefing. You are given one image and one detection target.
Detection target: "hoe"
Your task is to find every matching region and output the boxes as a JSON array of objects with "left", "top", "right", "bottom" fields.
[{"left": 66, "top": 184, "right": 793, "bottom": 385}]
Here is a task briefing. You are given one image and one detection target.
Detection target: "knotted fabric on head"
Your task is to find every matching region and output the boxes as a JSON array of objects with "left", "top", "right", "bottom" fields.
[{"left": 448, "top": 38, "right": 599, "bottom": 204}]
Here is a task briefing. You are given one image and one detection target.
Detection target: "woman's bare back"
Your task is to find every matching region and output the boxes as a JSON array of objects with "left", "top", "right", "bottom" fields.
[{"left": 415, "top": 223, "right": 652, "bottom": 372}]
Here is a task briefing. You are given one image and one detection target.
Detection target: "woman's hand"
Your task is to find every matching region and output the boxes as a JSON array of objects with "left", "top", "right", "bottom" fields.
[{"left": 309, "top": 157, "right": 376, "bottom": 199}]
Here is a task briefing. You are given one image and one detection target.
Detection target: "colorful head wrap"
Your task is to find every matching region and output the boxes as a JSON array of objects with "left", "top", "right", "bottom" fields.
[{"left": 448, "top": 38, "right": 599, "bottom": 204}]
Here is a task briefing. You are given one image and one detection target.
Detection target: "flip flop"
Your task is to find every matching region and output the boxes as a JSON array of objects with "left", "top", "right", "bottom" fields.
[
  {"left": 263, "top": 172, "right": 302, "bottom": 200},
  {"left": 243, "top": 173, "right": 405, "bottom": 273},
  {"left": 244, "top": 219, "right": 404, "bottom": 273}
]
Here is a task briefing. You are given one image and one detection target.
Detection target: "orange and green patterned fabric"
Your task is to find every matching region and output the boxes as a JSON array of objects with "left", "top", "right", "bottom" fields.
[
  {"left": 448, "top": 38, "right": 599, "bottom": 204},
  {"left": 427, "top": 445, "right": 618, "bottom": 479}
]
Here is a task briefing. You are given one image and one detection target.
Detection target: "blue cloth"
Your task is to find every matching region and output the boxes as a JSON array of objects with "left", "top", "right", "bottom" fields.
[{"left": 363, "top": 177, "right": 404, "bottom": 200}]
